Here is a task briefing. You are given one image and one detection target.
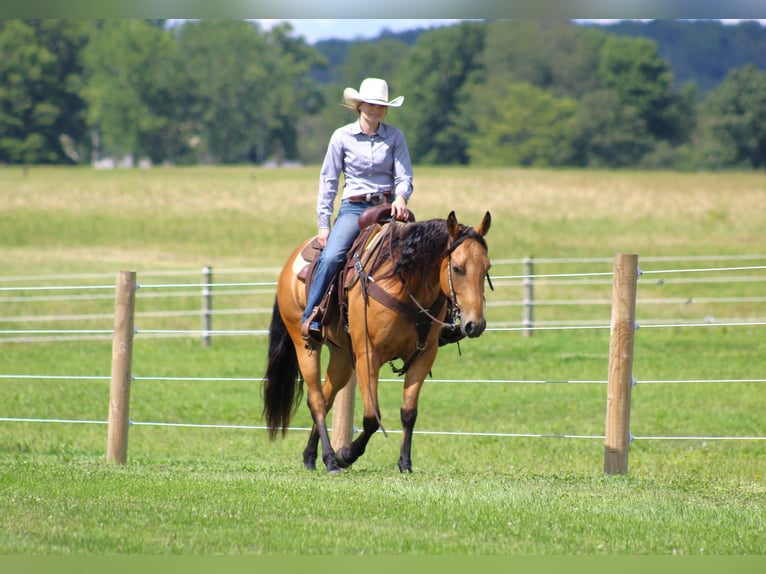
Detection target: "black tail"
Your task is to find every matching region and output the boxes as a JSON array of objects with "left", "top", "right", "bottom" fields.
[{"left": 261, "top": 297, "right": 303, "bottom": 440}]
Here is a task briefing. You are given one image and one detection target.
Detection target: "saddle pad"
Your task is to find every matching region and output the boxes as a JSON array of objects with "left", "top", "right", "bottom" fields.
[{"left": 293, "top": 237, "right": 323, "bottom": 281}]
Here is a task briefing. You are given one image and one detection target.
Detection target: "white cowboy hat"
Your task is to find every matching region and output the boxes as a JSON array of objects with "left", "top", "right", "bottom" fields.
[{"left": 342, "top": 77, "right": 404, "bottom": 109}]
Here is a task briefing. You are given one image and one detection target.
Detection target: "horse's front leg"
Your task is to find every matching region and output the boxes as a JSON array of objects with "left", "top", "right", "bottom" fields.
[
  {"left": 335, "top": 358, "right": 381, "bottom": 469},
  {"left": 398, "top": 360, "right": 431, "bottom": 473},
  {"left": 335, "top": 415, "right": 379, "bottom": 468},
  {"left": 398, "top": 406, "right": 418, "bottom": 473}
]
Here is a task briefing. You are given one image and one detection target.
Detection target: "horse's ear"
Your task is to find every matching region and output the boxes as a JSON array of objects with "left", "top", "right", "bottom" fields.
[
  {"left": 447, "top": 211, "right": 459, "bottom": 239},
  {"left": 475, "top": 211, "right": 491, "bottom": 237}
]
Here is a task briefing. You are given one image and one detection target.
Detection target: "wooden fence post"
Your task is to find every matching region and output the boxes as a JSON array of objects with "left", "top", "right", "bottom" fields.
[
  {"left": 107, "top": 271, "right": 136, "bottom": 465},
  {"left": 331, "top": 373, "right": 356, "bottom": 450},
  {"left": 604, "top": 254, "right": 639, "bottom": 475},
  {"left": 202, "top": 265, "right": 213, "bottom": 347},
  {"left": 522, "top": 256, "right": 534, "bottom": 337}
]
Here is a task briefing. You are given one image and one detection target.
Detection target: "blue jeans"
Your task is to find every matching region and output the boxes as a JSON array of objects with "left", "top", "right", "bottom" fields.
[{"left": 301, "top": 200, "right": 373, "bottom": 324}]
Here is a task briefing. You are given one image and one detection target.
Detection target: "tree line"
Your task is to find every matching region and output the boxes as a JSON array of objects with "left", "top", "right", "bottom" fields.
[{"left": 1, "top": 19, "right": 765, "bottom": 170}]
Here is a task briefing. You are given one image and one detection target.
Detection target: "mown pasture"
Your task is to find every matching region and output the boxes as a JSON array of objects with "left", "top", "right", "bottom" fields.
[{"left": 0, "top": 166, "right": 764, "bottom": 555}]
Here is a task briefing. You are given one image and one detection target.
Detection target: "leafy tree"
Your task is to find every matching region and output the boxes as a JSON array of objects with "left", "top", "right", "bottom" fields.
[
  {"left": 5, "top": 18, "right": 766, "bottom": 169},
  {"left": 176, "top": 20, "right": 274, "bottom": 164},
  {"left": 176, "top": 20, "right": 321, "bottom": 164},
  {"left": 393, "top": 22, "right": 485, "bottom": 164},
  {"left": 576, "top": 90, "right": 654, "bottom": 167},
  {"left": 297, "top": 83, "right": 354, "bottom": 165},
  {"left": 595, "top": 19, "right": 766, "bottom": 92},
  {"left": 698, "top": 64, "right": 766, "bottom": 169},
  {"left": 81, "top": 20, "right": 181, "bottom": 163},
  {"left": 258, "top": 22, "right": 325, "bottom": 163},
  {"left": 0, "top": 20, "right": 89, "bottom": 164},
  {"left": 597, "top": 35, "right": 691, "bottom": 145},
  {"left": 310, "top": 39, "right": 347, "bottom": 84},
  {"left": 482, "top": 20, "right": 604, "bottom": 99},
  {"left": 339, "top": 38, "right": 408, "bottom": 90},
  {"left": 466, "top": 81, "right": 579, "bottom": 167}
]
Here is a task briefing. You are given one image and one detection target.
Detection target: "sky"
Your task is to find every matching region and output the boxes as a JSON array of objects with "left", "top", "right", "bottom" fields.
[
  {"left": 257, "top": 19, "right": 766, "bottom": 44},
  {"left": 256, "top": 19, "right": 463, "bottom": 43}
]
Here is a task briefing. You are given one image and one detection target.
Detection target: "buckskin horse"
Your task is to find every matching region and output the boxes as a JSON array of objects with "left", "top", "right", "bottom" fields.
[{"left": 261, "top": 207, "right": 492, "bottom": 472}]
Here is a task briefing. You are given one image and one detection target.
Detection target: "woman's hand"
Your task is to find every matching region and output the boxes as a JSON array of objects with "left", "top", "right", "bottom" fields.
[
  {"left": 316, "top": 227, "right": 330, "bottom": 248},
  {"left": 391, "top": 195, "right": 409, "bottom": 221}
]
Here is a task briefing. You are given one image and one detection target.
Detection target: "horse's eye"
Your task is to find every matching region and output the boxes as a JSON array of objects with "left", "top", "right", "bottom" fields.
[{"left": 452, "top": 265, "right": 465, "bottom": 276}]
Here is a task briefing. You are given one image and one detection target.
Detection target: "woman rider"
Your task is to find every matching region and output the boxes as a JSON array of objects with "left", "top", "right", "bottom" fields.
[{"left": 301, "top": 77, "right": 414, "bottom": 345}]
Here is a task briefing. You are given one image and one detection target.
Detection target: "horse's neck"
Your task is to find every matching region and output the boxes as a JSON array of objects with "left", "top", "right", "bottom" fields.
[
  {"left": 369, "top": 230, "right": 445, "bottom": 303},
  {"left": 400, "top": 264, "right": 443, "bottom": 303}
]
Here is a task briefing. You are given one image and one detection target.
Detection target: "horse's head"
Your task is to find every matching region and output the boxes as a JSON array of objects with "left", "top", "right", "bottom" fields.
[{"left": 440, "top": 211, "right": 492, "bottom": 338}]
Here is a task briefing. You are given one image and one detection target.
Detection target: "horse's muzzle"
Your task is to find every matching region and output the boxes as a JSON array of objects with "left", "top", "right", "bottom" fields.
[{"left": 463, "top": 318, "right": 486, "bottom": 338}]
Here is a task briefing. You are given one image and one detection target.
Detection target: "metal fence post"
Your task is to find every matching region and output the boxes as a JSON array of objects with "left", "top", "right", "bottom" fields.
[
  {"left": 202, "top": 265, "right": 212, "bottom": 347},
  {"left": 523, "top": 256, "right": 534, "bottom": 337}
]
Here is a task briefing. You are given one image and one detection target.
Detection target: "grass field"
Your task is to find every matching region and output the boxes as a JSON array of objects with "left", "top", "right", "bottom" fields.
[{"left": 1, "top": 166, "right": 765, "bottom": 556}]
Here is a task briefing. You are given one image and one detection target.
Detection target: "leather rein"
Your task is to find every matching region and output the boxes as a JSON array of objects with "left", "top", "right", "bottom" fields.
[{"left": 356, "top": 222, "right": 490, "bottom": 377}]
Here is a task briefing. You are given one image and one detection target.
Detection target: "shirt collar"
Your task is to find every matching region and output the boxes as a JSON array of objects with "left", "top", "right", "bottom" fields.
[{"left": 353, "top": 119, "right": 386, "bottom": 137}]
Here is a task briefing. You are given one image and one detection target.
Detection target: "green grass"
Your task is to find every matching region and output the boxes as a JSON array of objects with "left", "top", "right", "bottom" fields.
[
  {"left": 2, "top": 458, "right": 764, "bottom": 554},
  {"left": 1, "top": 166, "right": 765, "bottom": 555}
]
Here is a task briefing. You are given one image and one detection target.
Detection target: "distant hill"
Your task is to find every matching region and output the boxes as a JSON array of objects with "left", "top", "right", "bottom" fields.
[
  {"left": 575, "top": 19, "right": 766, "bottom": 91},
  {"left": 312, "top": 20, "right": 766, "bottom": 93}
]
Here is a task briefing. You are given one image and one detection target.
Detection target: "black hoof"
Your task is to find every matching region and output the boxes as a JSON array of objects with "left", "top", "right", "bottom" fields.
[
  {"left": 335, "top": 446, "right": 353, "bottom": 469},
  {"left": 398, "top": 458, "right": 413, "bottom": 473},
  {"left": 323, "top": 454, "right": 341, "bottom": 473},
  {"left": 303, "top": 451, "right": 317, "bottom": 471}
]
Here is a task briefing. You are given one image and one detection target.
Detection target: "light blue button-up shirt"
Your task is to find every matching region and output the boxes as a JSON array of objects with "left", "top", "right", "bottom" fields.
[{"left": 316, "top": 119, "right": 414, "bottom": 229}]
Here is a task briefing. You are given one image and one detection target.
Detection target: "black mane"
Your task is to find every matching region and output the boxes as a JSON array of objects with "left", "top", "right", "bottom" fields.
[
  {"left": 370, "top": 217, "right": 488, "bottom": 284},
  {"left": 387, "top": 218, "right": 450, "bottom": 281}
]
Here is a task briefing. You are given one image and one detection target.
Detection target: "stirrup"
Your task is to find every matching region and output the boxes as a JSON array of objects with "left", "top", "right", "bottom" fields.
[{"left": 301, "top": 307, "right": 324, "bottom": 346}]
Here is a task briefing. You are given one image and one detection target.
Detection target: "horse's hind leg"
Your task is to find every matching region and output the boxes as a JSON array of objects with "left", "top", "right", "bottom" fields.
[
  {"left": 310, "top": 415, "right": 340, "bottom": 472},
  {"left": 308, "top": 344, "right": 353, "bottom": 471},
  {"left": 294, "top": 345, "right": 341, "bottom": 473},
  {"left": 299, "top": 343, "right": 353, "bottom": 473},
  {"left": 303, "top": 382, "right": 343, "bottom": 473},
  {"left": 302, "top": 426, "right": 320, "bottom": 470}
]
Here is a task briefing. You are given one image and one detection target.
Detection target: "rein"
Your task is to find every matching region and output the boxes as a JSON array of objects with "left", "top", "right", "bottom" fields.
[
  {"left": 406, "top": 226, "right": 494, "bottom": 329},
  {"left": 353, "top": 220, "right": 493, "bottom": 412},
  {"left": 354, "top": 222, "right": 401, "bottom": 435},
  {"left": 358, "top": 223, "right": 492, "bottom": 377}
]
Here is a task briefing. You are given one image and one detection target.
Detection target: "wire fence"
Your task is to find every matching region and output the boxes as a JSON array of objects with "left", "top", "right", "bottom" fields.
[
  {"left": 1, "top": 254, "right": 766, "bottom": 447},
  {"left": 3, "top": 257, "right": 765, "bottom": 340}
]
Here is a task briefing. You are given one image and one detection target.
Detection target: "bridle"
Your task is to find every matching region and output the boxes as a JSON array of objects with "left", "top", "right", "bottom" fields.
[
  {"left": 396, "top": 225, "right": 493, "bottom": 359},
  {"left": 409, "top": 226, "right": 494, "bottom": 327},
  {"left": 354, "top": 221, "right": 492, "bottom": 432}
]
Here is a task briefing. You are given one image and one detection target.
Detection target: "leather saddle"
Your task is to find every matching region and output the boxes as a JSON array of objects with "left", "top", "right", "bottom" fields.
[{"left": 296, "top": 204, "right": 415, "bottom": 335}]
